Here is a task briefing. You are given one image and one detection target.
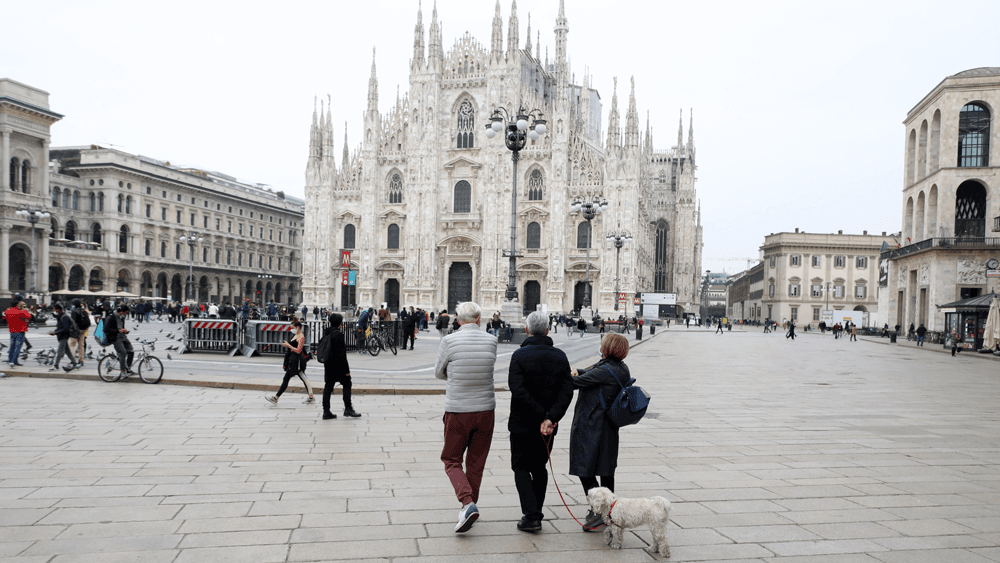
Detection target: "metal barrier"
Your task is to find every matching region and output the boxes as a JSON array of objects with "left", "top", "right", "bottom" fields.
[
  {"left": 183, "top": 318, "right": 239, "bottom": 353},
  {"left": 243, "top": 320, "right": 310, "bottom": 357}
]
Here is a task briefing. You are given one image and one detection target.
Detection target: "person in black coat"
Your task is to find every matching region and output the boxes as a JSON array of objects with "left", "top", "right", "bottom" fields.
[
  {"left": 402, "top": 307, "right": 417, "bottom": 350},
  {"left": 569, "top": 332, "right": 632, "bottom": 531},
  {"left": 322, "top": 313, "right": 361, "bottom": 419},
  {"left": 507, "top": 311, "right": 574, "bottom": 532}
]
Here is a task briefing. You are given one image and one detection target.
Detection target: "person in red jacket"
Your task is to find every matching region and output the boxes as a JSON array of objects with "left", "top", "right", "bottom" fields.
[{"left": 5, "top": 298, "right": 32, "bottom": 366}]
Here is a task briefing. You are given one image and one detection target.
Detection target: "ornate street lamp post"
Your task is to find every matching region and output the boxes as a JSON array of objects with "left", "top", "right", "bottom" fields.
[
  {"left": 178, "top": 234, "right": 204, "bottom": 302},
  {"left": 570, "top": 195, "right": 608, "bottom": 312},
  {"left": 14, "top": 206, "right": 51, "bottom": 296},
  {"left": 484, "top": 105, "right": 546, "bottom": 305},
  {"left": 606, "top": 227, "right": 632, "bottom": 311}
]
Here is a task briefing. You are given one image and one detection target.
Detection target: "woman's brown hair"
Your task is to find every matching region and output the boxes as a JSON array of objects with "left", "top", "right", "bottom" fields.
[{"left": 600, "top": 333, "right": 629, "bottom": 360}]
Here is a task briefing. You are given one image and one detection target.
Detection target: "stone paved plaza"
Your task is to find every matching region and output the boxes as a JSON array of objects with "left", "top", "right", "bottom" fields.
[{"left": 2, "top": 329, "right": 1000, "bottom": 562}]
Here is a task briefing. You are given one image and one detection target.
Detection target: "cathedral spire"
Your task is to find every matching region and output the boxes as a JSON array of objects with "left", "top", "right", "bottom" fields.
[
  {"left": 645, "top": 110, "right": 651, "bottom": 151},
  {"left": 342, "top": 123, "right": 350, "bottom": 173},
  {"left": 676, "top": 108, "right": 684, "bottom": 151},
  {"left": 367, "top": 48, "right": 378, "bottom": 114},
  {"left": 624, "top": 76, "right": 639, "bottom": 149},
  {"left": 506, "top": 0, "right": 519, "bottom": 62},
  {"left": 536, "top": 30, "right": 540, "bottom": 60},
  {"left": 525, "top": 13, "right": 532, "bottom": 54},
  {"left": 412, "top": 0, "right": 425, "bottom": 71},
  {"left": 606, "top": 77, "right": 620, "bottom": 149},
  {"left": 489, "top": 0, "right": 503, "bottom": 65},
  {"left": 428, "top": 1, "right": 442, "bottom": 71},
  {"left": 687, "top": 108, "right": 695, "bottom": 151},
  {"left": 554, "top": 0, "right": 569, "bottom": 98}
]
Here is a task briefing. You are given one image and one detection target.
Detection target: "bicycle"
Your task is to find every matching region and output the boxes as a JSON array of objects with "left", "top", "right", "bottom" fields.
[
  {"left": 365, "top": 323, "right": 398, "bottom": 356},
  {"left": 97, "top": 338, "right": 164, "bottom": 384}
]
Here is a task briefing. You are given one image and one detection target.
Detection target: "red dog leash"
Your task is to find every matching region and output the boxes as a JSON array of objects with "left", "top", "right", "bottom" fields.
[{"left": 543, "top": 434, "right": 605, "bottom": 530}]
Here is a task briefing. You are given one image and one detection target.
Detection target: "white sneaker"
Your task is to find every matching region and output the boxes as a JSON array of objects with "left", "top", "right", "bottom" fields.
[
  {"left": 455, "top": 502, "right": 479, "bottom": 533},
  {"left": 265, "top": 395, "right": 278, "bottom": 404}
]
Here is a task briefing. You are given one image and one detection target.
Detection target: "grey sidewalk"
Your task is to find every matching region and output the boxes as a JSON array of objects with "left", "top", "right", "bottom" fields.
[{"left": 2, "top": 329, "right": 1000, "bottom": 562}]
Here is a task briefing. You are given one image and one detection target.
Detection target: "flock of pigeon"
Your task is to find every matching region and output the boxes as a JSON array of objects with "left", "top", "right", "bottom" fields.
[{"left": 0, "top": 327, "right": 185, "bottom": 366}]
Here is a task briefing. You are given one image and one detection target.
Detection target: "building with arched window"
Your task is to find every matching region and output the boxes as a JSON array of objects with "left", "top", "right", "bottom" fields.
[
  {"left": 301, "top": 2, "right": 703, "bottom": 315},
  {"left": 882, "top": 68, "right": 1000, "bottom": 335},
  {"left": 1, "top": 79, "right": 305, "bottom": 304}
]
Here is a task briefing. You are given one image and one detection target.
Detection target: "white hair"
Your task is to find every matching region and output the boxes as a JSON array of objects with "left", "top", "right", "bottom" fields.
[
  {"left": 526, "top": 311, "right": 549, "bottom": 336},
  {"left": 455, "top": 301, "right": 482, "bottom": 324}
]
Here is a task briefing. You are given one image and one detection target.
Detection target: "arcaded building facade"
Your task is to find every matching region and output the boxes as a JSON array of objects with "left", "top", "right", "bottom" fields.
[
  {"left": 882, "top": 68, "right": 1000, "bottom": 331},
  {"left": 301, "top": 1, "right": 703, "bottom": 315},
  {"left": 2, "top": 78, "right": 305, "bottom": 305}
]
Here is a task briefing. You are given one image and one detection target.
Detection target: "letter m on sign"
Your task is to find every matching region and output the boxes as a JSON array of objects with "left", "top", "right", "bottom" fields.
[{"left": 341, "top": 250, "right": 351, "bottom": 268}]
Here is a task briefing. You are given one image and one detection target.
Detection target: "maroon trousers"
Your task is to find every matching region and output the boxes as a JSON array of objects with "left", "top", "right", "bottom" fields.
[{"left": 441, "top": 410, "right": 495, "bottom": 506}]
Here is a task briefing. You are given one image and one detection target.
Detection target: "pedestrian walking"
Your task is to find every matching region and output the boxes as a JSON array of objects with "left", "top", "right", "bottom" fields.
[
  {"left": 569, "top": 333, "right": 632, "bottom": 532},
  {"left": 265, "top": 319, "right": 315, "bottom": 404},
  {"left": 49, "top": 302, "right": 81, "bottom": 372},
  {"left": 320, "top": 314, "right": 361, "bottom": 419},
  {"left": 577, "top": 317, "right": 587, "bottom": 339},
  {"left": 507, "top": 311, "right": 574, "bottom": 532},
  {"left": 434, "top": 301, "right": 499, "bottom": 534},
  {"left": 950, "top": 330, "right": 963, "bottom": 356},
  {"left": 850, "top": 323, "right": 858, "bottom": 342},
  {"left": 313, "top": 306, "right": 320, "bottom": 321},
  {"left": 786, "top": 320, "right": 796, "bottom": 340},
  {"left": 70, "top": 299, "right": 91, "bottom": 367},
  {"left": 436, "top": 309, "right": 450, "bottom": 337},
  {"left": 916, "top": 323, "right": 926, "bottom": 346},
  {"left": 716, "top": 319, "right": 724, "bottom": 334},
  {"left": 4, "top": 298, "right": 31, "bottom": 366}
]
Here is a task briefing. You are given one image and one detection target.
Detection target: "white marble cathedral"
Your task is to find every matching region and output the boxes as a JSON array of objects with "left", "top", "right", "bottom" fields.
[{"left": 301, "top": 0, "right": 703, "bottom": 317}]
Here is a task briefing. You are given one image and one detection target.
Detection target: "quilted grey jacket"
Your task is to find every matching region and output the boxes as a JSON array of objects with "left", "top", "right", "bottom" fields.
[{"left": 434, "top": 323, "right": 498, "bottom": 413}]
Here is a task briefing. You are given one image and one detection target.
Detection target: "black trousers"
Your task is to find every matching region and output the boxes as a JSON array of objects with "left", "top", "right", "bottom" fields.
[
  {"left": 323, "top": 371, "right": 353, "bottom": 413},
  {"left": 580, "top": 475, "right": 615, "bottom": 496},
  {"left": 403, "top": 328, "right": 415, "bottom": 349},
  {"left": 510, "top": 431, "right": 555, "bottom": 521}
]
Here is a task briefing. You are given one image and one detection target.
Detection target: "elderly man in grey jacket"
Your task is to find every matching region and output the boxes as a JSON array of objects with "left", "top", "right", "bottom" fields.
[{"left": 435, "top": 301, "right": 498, "bottom": 533}]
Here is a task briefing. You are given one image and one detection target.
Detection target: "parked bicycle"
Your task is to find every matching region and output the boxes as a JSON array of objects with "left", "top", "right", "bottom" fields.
[
  {"left": 365, "top": 323, "right": 398, "bottom": 356},
  {"left": 97, "top": 338, "right": 164, "bottom": 384}
]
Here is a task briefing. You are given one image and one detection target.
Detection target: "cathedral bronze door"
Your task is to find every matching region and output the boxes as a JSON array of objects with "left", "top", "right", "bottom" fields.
[
  {"left": 385, "top": 278, "right": 400, "bottom": 313},
  {"left": 523, "top": 281, "right": 541, "bottom": 315},
  {"left": 573, "top": 281, "right": 591, "bottom": 314},
  {"left": 448, "top": 262, "right": 473, "bottom": 314}
]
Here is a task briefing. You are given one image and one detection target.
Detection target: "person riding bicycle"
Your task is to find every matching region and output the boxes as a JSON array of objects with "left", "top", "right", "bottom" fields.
[{"left": 105, "top": 305, "right": 136, "bottom": 377}]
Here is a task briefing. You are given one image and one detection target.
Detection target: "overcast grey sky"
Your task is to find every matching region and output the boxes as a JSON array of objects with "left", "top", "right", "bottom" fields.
[{"left": 4, "top": 0, "right": 997, "bottom": 275}]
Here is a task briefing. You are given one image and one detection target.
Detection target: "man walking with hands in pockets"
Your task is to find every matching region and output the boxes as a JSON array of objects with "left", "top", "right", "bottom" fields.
[{"left": 435, "top": 301, "right": 498, "bottom": 533}]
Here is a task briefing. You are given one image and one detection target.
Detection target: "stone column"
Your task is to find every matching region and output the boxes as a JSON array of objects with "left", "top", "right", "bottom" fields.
[
  {"left": 0, "top": 225, "right": 10, "bottom": 294},
  {"left": 40, "top": 140, "right": 50, "bottom": 197},
  {"left": 0, "top": 129, "right": 9, "bottom": 191},
  {"left": 41, "top": 227, "right": 51, "bottom": 300}
]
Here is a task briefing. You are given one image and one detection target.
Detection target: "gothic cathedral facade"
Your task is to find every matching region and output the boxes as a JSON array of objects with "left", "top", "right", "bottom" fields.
[{"left": 302, "top": 1, "right": 703, "bottom": 316}]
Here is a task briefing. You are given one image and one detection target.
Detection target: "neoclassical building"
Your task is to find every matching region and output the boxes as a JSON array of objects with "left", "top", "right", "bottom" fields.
[
  {"left": 881, "top": 68, "right": 1000, "bottom": 331},
  {"left": 302, "top": 1, "right": 703, "bottom": 315},
  {"left": 2, "top": 78, "right": 305, "bottom": 305}
]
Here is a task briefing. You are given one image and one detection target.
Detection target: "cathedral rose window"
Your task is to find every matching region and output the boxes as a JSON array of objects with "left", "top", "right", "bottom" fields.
[
  {"left": 457, "top": 100, "right": 475, "bottom": 149},
  {"left": 389, "top": 173, "right": 403, "bottom": 204},
  {"left": 528, "top": 169, "right": 543, "bottom": 200}
]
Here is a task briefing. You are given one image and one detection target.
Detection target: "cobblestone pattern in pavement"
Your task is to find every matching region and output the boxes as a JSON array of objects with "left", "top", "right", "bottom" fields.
[{"left": 2, "top": 329, "right": 1000, "bottom": 562}]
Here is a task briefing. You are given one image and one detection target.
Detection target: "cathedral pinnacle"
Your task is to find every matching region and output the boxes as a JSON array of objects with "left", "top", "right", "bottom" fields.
[
  {"left": 368, "top": 47, "right": 378, "bottom": 113},
  {"left": 507, "top": 0, "right": 519, "bottom": 62},
  {"left": 525, "top": 13, "right": 532, "bottom": 54},
  {"left": 428, "top": 1, "right": 442, "bottom": 70},
  {"left": 490, "top": 0, "right": 503, "bottom": 65},
  {"left": 412, "top": 0, "right": 425, "bottom": 71},
  {"left": 677, "top": 109, "right": 684, "bottom": 152},
  {"left": 687, "top": 108, "right": 695, "bottom": 151},
  {"left": 342, "top": 123, "right": 349, "bottom": 173},
  {"left": 624, "top": 76, "right": 639, "bottom": 149},
  {"left": 606, "top": 77, "right": 621, "bottom": 149}
]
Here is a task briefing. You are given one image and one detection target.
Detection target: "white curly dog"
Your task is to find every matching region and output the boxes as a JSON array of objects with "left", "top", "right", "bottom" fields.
[{"left": 587, "top": 487, "right": 671, "bottom": 558}]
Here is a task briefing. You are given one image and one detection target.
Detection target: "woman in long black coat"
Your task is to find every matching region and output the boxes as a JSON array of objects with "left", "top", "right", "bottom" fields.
[{"left": 569, "top": 332, "right": 632, "bottom": 531}]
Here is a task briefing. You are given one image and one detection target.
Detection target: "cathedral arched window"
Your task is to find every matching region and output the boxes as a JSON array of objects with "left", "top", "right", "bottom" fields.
[
  {"left": 20, "top": 160, "right": 30, "bottom": 193},
  {"left": 91, "top": 223, "right": 102, "bottom": 245},
  {"left": 119, "top": 225, "right": 129, "bottom": 253},
  {"left": 62, "top": 188, "right": 70, "bottom": 208},
  {"left": 97, "top": 192, "right": 105, "bottom": 211},
  {"left": 528, "top": 169, "right": 543, "bottom": 200},
  {"left": 453, "top": 181, "right": 471, "bottom": 213},
  {"left": 958, "top": 103, "right": 991, "bottom": 167},
  {"left": 52, "top": 186, "right": 61, "bottom": 207},
  {"left": 527, "top": 222, "right": 541, "bottom": 249},
  {"left": 65, "top": 221, "right": 77, "bottom": 241},
  {"left": 117, "top": 194, "right": 124, "bottom": 213},
  {"left": 456, "top": 100, "right": 475, "bottom": 149},
  {"left": 344, "top": 224, "right": 356, "bottom": 249},
  {"left": 388, "top": 173, "right": 403, "bottom": 204},
  {"left": 8, "top": 158, "right": 18, "bottom": 191},
  {"left": 577, "top": 222, "right": 591, "bottom": 249},
  {"left": 654, "top": 220, "right": 670, "bottom": 292},
  {"left": 125, "top": 196, "right": 132, "bottom": 215},
  {"left": 387, "top": 223, "right": 400, "bottom": 249},
  {"left": 659, "top": 171, "right": 667, "bottom": 184},
  {"left": 89, "top": 192, "right": 96, "bottom": 211},
  {"left": 73, "top": 191, "right": 80, "bottom": 210}
]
